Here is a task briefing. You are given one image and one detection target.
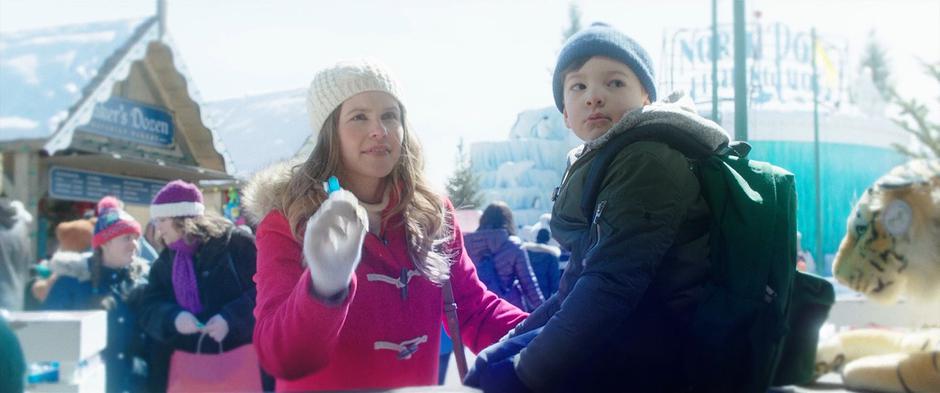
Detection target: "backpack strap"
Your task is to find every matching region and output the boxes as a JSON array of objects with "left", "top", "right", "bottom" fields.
[{"left": 443, "top": 279, "right": 468, "bottom": 381}]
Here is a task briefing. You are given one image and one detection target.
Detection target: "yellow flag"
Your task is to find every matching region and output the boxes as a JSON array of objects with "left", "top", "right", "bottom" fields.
[{"left": 815, "top": 41, "right": 838, "bottom": 89}]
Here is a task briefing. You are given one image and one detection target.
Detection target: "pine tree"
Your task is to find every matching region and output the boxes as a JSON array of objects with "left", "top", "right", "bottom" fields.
[
  {"left": 890, "top": 62, "right": 940, "bottom": 159},
  {"left": 445, "top": 139, "right": 482, "bottom": 209},
  {"left": 561, "top": 3, "right": 583, "bottom": 43},
  {"left": 860, "top": 30, "right": 894, "bottom": 101}
]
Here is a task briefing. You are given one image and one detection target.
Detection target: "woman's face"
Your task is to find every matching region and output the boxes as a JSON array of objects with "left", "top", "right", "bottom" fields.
[
  {"left": 144, "top": 221, "right": 165, "bottom": 252},
  {"left": 336, "top": 91, "right": 403, "bottom": 187},
  {"left": 155, "top": 217, "right": 182, "bottom": 245},
  {"left": 100, "top": 233, "right": 139, "bottom": 268}
]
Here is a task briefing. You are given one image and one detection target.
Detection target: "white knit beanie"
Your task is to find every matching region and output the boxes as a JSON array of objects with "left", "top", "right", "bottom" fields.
[{"left": 306, "top": 59, "right": 403, "bottom": 140}]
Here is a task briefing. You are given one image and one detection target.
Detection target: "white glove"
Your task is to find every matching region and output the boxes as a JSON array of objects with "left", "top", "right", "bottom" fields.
[
  {"left": 303, "top": 189, "right": 368, "bottom": 298},
  {"left": 174, "top": 311, "right": 202, "bottom": 335},
  {"left": 204, "top": 314, "right": 229, "bottom": 343}
]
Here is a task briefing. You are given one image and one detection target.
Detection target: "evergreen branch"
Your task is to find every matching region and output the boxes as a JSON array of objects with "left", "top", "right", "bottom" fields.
[
  {"left": 890, "top": 143, "right": 925, "bottom": 159},
  {"left": 888, "top": 61, "right": 939, "bottom": 159}
]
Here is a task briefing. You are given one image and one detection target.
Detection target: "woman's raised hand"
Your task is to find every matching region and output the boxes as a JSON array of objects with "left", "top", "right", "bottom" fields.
[{"left": 303, "top": 189, "right": 369, "bottom": 298}]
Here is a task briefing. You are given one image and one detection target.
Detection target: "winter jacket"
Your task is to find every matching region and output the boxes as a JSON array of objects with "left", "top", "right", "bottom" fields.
[
  {"left": 512, "top": 93, "right": 728, "bottom": 392},
  {"left": 463, "top": 229, "right": 544, "bottom": 311},
  {"left": 137, "top": 225, "right": 257, "bottom": 392},
  {"left": 42, "top": 251, "right": 150, "bottom": 393},
  {"left": 244, "top": 161, "right": 527, "bottom": 391},
  {"left": 0, "top": 199, "right": 33, "bottom": 311},
  {"left": 523, "top": 243, "right": 561, "bottom": 299}
]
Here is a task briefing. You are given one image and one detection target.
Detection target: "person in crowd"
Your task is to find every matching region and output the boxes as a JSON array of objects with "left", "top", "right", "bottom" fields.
[
  {"left": 244, "top": 59, "right": 528, "bottom": 391},
  {"left": 466, "top": 22, "right": 727, "bottom": 392},
  {"left": 464, "top": 202, "right": 544, "bottom": 311},
  {"left": 796, "top": 231, "right": 816, "bottom": 273},
  {"left": 29, "top": 217, "right": 94, "bottom": 307},
  {"left": 0, "top": 197, "right": 33, "bottom": 311},
  {"left": 523, "top": 228, "right": 562, "bottom": 299},
  {"left": 31, "top": 194, "right": 160, "bottom": 306},
  {"left": 42, "top": 208, "right": 149, "bottom": 392},
  {"left": 0, "top": 310, "right": 26, "bottom": 393},
  {"left": 528, "top": 213, "right": 559, "bottom": 249},
  {"left": 137, "top": 180, "right": 263, "bottom": 392},
  {"left": 143, "top": 219, "right": 166, "bottom": 255},
  {"left": 96, "top": 196, "right": 159, "bottom": 263}
]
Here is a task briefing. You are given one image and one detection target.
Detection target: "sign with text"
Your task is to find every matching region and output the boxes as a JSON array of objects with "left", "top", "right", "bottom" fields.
[
  {"left": 80, "top": 97, "right": 174, "bottom": 147},
  {"left": 662, "top": 22, "right": 847, "bottom": 108},
  {"left": 49, "top": 167, "right": 166, "bottom": 205}
]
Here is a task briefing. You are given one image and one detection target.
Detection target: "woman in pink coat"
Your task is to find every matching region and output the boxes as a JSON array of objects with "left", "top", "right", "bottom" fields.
[{"left": 244, "top": 59, "right": 527, "bottom": 391}]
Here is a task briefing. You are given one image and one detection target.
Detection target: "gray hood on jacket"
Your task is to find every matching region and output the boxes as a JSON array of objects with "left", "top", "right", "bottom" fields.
[{"left": 579, "top": 90, "right": 730, "bottom": 157}]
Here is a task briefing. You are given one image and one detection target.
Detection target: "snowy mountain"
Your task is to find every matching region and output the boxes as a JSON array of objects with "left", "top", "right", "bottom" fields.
[{"left": 204, "top": 89, "right": 310, "bottom": 178}]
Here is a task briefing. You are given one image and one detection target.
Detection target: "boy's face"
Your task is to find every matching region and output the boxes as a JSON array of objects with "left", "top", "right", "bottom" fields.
[{"left": 562, "top": 56, "right": 650, "bottom": 142}]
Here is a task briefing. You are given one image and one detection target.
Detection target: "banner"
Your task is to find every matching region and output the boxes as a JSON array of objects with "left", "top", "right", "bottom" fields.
[
  {"left": 662, "top": 22, "right": 847, "bottom": 109},
  {"left": 80, "top": 96, "right": 174, "bottom": 147},
  {"left": 49, "top": 167, "right": 165, "bottom": 205}
]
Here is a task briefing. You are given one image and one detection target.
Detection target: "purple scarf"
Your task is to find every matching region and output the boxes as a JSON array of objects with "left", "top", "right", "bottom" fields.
[{"left": 169, "top": 238, "right": 203, "bottom": 314}]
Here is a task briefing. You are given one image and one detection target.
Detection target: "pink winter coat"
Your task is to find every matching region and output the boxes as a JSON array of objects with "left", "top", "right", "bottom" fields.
[{"left": 251, "top": 188, "right": 526, "bottom": 391}]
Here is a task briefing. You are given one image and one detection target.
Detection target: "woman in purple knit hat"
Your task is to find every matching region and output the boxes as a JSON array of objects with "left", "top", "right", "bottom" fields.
[{"left": 137, "top": 179, "right": 266, "bottom": 392}]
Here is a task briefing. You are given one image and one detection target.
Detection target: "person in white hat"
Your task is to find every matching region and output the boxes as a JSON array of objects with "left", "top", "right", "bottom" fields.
[{"left": 244, "top": 59, "right": 527, "bottom": 390}]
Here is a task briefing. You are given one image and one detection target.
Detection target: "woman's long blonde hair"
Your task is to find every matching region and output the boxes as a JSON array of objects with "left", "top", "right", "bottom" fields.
[{"left": 282, "top": 103, "right": 453, "bottom": 284}]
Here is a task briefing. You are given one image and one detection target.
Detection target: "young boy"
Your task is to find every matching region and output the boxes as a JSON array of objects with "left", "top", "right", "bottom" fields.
[{"left": 465, "top": 23, "right": 731, "bottom": 392}]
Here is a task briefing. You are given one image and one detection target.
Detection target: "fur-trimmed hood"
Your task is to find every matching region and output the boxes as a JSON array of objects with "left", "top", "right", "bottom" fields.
[{"left": 242, "top": 159, "right": 302, "bottom": 225}]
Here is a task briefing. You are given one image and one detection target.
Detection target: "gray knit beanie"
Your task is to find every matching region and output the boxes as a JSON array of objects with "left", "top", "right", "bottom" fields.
[
  {"left": 306, "top": 59, "right": 403, "bottom": 139},
  {"left": 552, "top": 22, "right": 657, "bottom": 112}
]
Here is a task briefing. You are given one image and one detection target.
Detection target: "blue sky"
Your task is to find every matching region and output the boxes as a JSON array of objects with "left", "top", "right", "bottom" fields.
[{"left": 1, "top": 0, "right": 937, "bottom": 187}]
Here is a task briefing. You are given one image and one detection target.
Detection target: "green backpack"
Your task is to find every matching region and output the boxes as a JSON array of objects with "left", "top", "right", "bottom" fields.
[{"left": 582, "top": 125, "right": 834, "bottom": 391}]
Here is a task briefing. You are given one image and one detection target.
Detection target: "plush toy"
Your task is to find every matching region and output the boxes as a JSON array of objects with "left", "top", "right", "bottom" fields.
[
  {"left": 31, "top": 218, "right": 95, "bottom": 303},
  {"left": 816, "top": 160, "right": 940, "bottom": 392},
  {"left": 816, "top": 329, "right": 940, "bottom": 392}
]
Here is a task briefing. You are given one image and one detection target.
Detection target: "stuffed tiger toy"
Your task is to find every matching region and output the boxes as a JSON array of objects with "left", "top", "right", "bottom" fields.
[{"left": 816, "top": 159, "right": 940, "bottom": 393}]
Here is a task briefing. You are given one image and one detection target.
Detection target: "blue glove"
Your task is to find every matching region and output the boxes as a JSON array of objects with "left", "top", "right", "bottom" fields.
[{"left": 464, "top": 327, "right": 541, "bottom": 392}]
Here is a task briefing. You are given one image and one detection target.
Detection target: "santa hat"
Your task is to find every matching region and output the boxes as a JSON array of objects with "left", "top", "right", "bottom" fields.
[
  {"left": 92, "top": 209, "right": 141, "bottom": 248},
  {"left": 150, "top": 180, "right": 205, "bottom": 219}
]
